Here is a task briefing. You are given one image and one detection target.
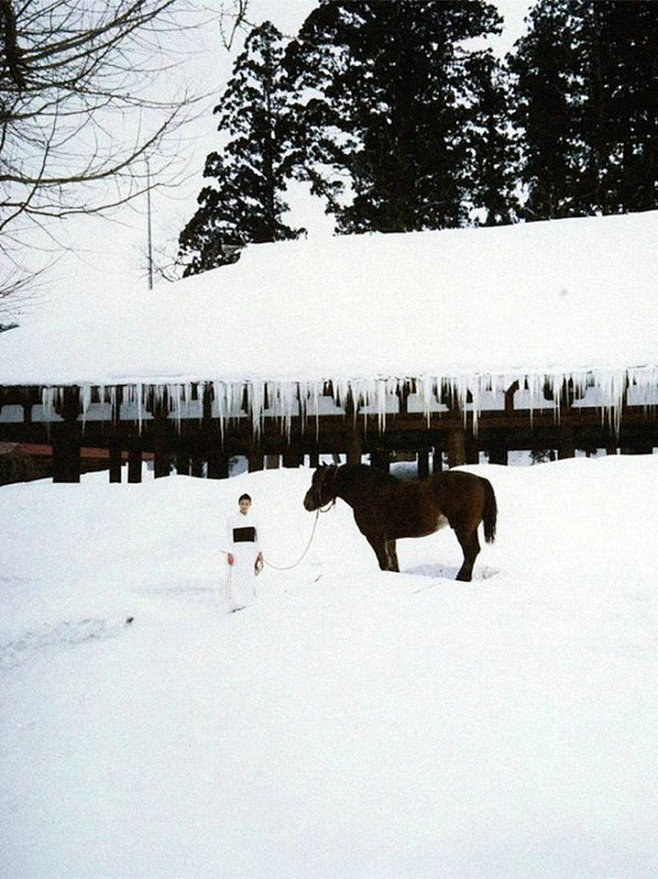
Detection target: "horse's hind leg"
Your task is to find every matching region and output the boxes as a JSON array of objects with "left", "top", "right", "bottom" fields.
[{"left": 454, "top": 527, "right": 480, "bottom": 581}]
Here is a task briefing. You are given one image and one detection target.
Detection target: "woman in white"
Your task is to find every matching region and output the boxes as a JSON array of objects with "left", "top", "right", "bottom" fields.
[{"left": 223, "top": 493, "right": 264, "bottom": 611}]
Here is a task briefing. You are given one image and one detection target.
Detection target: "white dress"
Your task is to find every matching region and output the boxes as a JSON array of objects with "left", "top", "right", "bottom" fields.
[{"left": 223, "top": 509, "right": 262, "bottom": 609}]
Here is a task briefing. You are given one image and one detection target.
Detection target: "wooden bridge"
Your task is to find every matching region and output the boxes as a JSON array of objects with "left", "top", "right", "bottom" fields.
[{"left": 1, "top": 377, "right": 656, "bottom": 483}]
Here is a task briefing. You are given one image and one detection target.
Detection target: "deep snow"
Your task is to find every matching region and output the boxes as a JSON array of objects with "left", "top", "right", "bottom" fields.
[{"left": 2, "top": 456, "right": 658, "bottom": 878}]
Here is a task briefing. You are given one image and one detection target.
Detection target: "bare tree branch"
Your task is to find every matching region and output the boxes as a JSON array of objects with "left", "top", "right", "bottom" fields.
[
  {"left": 218, "top": 0, "right": 253, "bottom": 50},
  {"left": 0, "top": 0, "right": 249, "bottom": 306}
]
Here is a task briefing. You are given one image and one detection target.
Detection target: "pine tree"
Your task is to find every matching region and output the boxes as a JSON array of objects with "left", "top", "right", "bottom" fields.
[
  {"left": 507, "top": 0, "right": 584, "bottom": 220},
  {"left": 179, "top": 22, "right": 303, "bottom": 277},
  {"left": 463, "top": 50, "right": 519, "bottom": 225},
  {"left": 595, "top": 2, "right": 658, "bottom": 213},
  {"left": 284, "top": 0, "right": 505, "bottom": 234},
  {"left": 509, "top": 0, "right": 658, "bottom": 220}
]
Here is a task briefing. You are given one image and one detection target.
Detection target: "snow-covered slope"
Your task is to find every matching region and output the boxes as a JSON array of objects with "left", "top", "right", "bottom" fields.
[{"left": 2, "top": 457, "right": 658, "bottom": 877}]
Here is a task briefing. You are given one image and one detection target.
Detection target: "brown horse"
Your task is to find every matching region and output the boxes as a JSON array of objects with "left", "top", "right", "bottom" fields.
[{"left": 303, "top": 463, "right": 497, "bottom": 581}]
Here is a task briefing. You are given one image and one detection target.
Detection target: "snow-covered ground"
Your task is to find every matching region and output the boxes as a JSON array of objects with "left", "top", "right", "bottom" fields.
[{"left": 2, "top": 456, "right": 658, "bottom": 878}]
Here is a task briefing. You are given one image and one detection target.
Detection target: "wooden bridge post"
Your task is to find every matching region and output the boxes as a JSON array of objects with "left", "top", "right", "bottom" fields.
[
  {"left": 109, "top": 437, "right": 122, "bottom": 483},
  {"left": 558, "top": 423, "right": 575, "bottom": 460},
  {"left": 558, "top": 380, "right": 576, "bottom": 460},
  {"left": 347, "top": 434, "right": 363, "bottom": 465},
  {"left": 248, "top": 444, "right": 264, "bottom": 472},
  {"left": 202, "top": 384, "right": 228, "bottom": 479},
  {"left": 127, "top": 437, "right": 143, "bottom": 483},
  {"left": 465, "top": 430, "right": 479, "bottom": 465},
  {"left": 370, "top": 448, "right": 390, "bottom": 475},
  {"left": 151, "top": 389, "right": 171, "bottom": 479},
  {"left": 283, "top": 447, "right": 303, "bottom": 468},
  {"left": 52, "top": 386, "right": 81, "bottom": 483},
  {"left": 417, "top": 448, "right": 430, "bottom": 478},
  {"left": 175, "top": 453, "right": 190, "bottom": 476},
  {"left": 207, "top": 446, "right": 229, "bottom": 479},
  {"left": 447, "top": 427, "right": 466, "bottom": 468},
  {"left": 344, "top": 387, "right": 363, "bottom": 465},
  {"left": 431, "top": 445, "right": 444, "bottom": 473},
  {"left": 487, "top": 436, "right": 508, "bottom": 465},
  {"left": 52, "top": 425, "right": 81, "bottom": 482}
]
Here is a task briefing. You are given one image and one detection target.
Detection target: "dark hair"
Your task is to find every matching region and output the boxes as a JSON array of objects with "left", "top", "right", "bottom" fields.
[{"left": 238, "top": 493, "right": 252, "bottom": 503}]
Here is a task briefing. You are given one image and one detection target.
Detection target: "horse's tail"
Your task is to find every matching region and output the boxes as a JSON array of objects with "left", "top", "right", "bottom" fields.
[{"left": 481, "top": 477, "right": 497, "bottom": 543}]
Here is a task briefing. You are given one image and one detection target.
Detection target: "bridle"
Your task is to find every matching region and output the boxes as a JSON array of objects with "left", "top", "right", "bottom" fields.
[{"left": 313, "top": 466, "right": 338, "bottom": 511}]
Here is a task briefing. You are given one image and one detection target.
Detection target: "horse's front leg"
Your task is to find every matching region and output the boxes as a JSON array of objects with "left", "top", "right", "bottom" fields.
[
  {"left": 365, "top": 533, "right": 395, "bottom": 571},
  {"left": 386, "top": 539, "right": 400, "bottom": 573}
]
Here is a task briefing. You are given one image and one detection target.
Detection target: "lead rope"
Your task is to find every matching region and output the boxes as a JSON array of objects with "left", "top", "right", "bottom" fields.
[{"left": 264, "top": 500, "right": 335, "bottom": 572}]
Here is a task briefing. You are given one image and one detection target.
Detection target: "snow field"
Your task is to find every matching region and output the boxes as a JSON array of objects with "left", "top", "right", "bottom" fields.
[{"left": 1, "top": 456, "right": 658, "bottom": 877}]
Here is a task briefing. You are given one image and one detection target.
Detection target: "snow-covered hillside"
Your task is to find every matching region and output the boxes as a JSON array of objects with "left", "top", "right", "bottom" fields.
[{"left": 2, "top": 457, "right": 658, "bottom": 877}]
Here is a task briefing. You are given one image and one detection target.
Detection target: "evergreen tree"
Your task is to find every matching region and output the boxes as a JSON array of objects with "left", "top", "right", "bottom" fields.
[
  {"left": 595, "top": 2, "right": 658, "bottom": 213},
  {"left": 507, "top": 0, "right": 584, "bottom": 219},
  {"left": 509, "top": 0, "right": 658, "bottom": 220},
  {"left": 463, "top": 50, "right": 519, "bottom": 225},
  {"left": 284, "top": 0, "right": 505, "bottom": 234},
  {"left": 179, "top": 22, "right": 302, "bottom": 277}
]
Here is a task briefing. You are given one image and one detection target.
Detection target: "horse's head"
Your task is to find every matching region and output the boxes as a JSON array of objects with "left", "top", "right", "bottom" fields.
[{"left": 303, "top": 464, "right": 338, "bottom": 511}]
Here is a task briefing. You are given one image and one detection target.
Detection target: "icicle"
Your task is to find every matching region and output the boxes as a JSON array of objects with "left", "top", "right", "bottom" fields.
[
  {"left": 333, "top": 379, "right": 350, "bottom": 417},
  {"left": 79, "top": 383, "right": 92, "bottom": 431},
  {"left": 41, "top": 386, "right": 57, "bottom": 421},
  {"left": 301, "top": 380, "right": 322, "bottom": 439},
  {"left": 596, "top": 368, "right": 627, "bottom": 435},
  {"left": 248, "top": 380, "right": 266, "bottom": 438},
  {"left": 136, "top": 383, "right": 144, "bottom": 432},
  {"left": 414, "top": 374, "right": 440, "bottom": 424},
  {"left": 108, "top": 386, "right": 117, "bottom": 423},
  {"left": 210, "top": 380, "right": 226, "bottom": 441},
  {"left": 198, "top": 381, "right": 207, "bottom": 422},
  {"left": 469, "top": 375, "right": 482, "bottom": 436},
  {"left": 524, "top": 373, "right": 550, "bottom": 421},
  {"left": 229, "top": 381, "right": 245, "bottom": 419},
  {"left": 165, "top": 383, "right": 177, "bottom": 429},
  {"left": 376, "top": 379, "right": 388, "bottom": 432},
  {"left": 64, "top": 365, "right": 656, "bottom": 450},
  {"left": 628, "top": 365, "right": 658, "bottom": 409},
  {"left": 275, "top": 381, "right": 299, "bottom": 441},
  {"left": 297, "top": 380, "right": 308, "bottom": 431}
]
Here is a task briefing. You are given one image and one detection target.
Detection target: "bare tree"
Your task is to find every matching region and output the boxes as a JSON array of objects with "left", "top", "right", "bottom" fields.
[{"left": 0, "top": 0, "right": 249, "bottom": 303}]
